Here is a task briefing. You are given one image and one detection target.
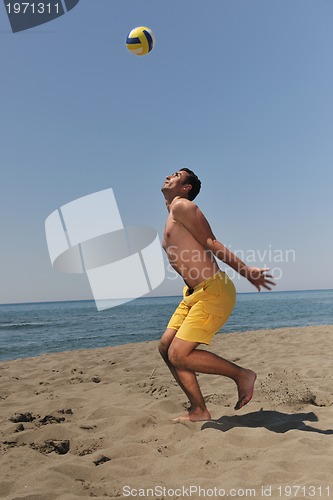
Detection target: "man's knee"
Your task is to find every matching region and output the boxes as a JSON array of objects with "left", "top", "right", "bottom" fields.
[
  {"left": 158, "top": 329, "right": 177, "bottom": 360},
  {"left": 158, "top": 339, "right": 169, "bottom": 359},
  {"left": 168, "top": 345, "right": 186, "bottom": 368}
]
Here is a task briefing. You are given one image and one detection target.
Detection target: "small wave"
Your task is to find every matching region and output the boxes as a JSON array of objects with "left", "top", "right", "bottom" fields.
[{"left": 0, "top": 322, "right": 46, "bottom": 329}]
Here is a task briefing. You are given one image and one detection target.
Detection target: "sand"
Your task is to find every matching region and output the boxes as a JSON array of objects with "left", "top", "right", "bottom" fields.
[{"left": 1, "top": 325, "right": 333, "bottom": 500}]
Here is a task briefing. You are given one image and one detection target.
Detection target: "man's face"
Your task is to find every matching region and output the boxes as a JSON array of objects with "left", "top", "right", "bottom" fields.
[{"left": 161, "top": 170, "right": 189, "bottom": 194}]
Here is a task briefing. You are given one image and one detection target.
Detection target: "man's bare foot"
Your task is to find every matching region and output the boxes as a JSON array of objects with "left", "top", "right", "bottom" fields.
[
  {"left": 234, "top": 369, "right": 257, "bottom": 410},
  {"left": 172, "top": 407, "right": 211, "bottom": 422}
]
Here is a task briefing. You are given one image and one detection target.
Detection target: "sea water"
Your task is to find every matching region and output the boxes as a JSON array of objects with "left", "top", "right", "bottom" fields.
[{"left": 0, "top": 289, "right": 332, "bottom": 361}]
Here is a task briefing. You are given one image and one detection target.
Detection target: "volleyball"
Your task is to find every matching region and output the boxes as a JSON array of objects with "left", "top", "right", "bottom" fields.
[{"left": 126, "top": 26, "right": 155, "bottom": 56}]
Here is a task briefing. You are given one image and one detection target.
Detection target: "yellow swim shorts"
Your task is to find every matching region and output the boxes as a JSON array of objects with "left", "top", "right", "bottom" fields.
[{"left": 167, "top": 271, "right": 236, "bottom": 345}]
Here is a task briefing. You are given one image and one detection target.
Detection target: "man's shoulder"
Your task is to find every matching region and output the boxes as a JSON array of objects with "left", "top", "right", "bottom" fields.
[
  {"left": 170, "top": 197, "right": 200, "bottom": 226},
  {"left": 171, "top": 196, "right": 197, "bottom": 212}
]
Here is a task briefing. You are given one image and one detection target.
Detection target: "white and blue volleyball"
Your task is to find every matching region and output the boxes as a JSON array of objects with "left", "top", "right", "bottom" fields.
[{"left": 126, "top": 26, "right": 155, "bottom": 56}]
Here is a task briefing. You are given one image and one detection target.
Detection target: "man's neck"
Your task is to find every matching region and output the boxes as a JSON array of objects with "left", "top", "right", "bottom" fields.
[{"left": 163, "top": 194, "right": 183, "bottom": 212}]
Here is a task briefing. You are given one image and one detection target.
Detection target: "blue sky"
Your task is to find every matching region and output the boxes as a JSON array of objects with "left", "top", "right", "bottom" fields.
[{"left": 1, "top": 0, "right": 333, "bottom": 304}]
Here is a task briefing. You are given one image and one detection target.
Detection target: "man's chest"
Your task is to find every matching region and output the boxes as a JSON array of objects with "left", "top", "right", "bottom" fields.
[{"left": 162, "top": 214, "right": 190, "bottom": 250}]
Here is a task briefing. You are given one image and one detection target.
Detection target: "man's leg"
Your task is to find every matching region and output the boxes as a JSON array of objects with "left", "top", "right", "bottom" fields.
[
  {"left": 158, "top": 329, "right": 211, "bottom": 421},
  {"left": 168, "top": 337, "right": 257, "bottom": 413}
]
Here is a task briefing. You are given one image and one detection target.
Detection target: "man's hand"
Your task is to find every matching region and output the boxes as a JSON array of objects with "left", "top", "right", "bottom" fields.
[{"left": 245, "top": 267, "right": 276, "bottom": 292}]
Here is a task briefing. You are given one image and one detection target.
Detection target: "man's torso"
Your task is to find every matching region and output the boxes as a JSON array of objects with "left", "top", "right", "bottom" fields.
[{"left": 162, "top": 207, "right": 219, "bottom": 287}]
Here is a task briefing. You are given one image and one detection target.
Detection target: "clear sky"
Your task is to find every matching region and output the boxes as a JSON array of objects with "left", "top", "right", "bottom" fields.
[{"left": 1, "top": 0, "right": 333, "bottom": 304}]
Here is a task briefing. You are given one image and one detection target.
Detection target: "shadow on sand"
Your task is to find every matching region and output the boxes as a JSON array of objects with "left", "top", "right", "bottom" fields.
[{"left": 201, "top": 410, "right": 333, "bottom": 435}]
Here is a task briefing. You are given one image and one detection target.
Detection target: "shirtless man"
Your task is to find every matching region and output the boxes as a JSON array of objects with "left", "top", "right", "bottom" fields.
[{"left": 159, "top": 168, "right": 275, "bottom": 422}]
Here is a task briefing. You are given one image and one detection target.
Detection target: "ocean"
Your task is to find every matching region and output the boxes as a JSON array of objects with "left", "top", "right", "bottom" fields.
[{"left": 0, "top": 289, "right": 332, "bottom": 362}]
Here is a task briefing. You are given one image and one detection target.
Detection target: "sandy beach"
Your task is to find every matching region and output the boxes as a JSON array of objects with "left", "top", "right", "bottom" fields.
[{"left": 1, "top": 325, "right": 333, "bottom": 500}]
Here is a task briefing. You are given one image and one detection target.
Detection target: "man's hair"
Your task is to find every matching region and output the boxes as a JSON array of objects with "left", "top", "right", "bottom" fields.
[{"left": 180, "top": 168, "right": 201, "bottom": 201}]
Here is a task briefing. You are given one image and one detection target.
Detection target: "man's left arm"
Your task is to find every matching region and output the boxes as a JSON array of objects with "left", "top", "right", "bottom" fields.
[
  {"left": 173, "top": 199, "right": 275, "bottom": 292},
  {"left": 207, "top": 238, "right": 275, "bottom": 292}
]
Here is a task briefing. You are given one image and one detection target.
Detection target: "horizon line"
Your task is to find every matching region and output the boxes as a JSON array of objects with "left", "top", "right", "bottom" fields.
[{"left": 1, "top": 287, "right": 332, "bottom": 307}]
